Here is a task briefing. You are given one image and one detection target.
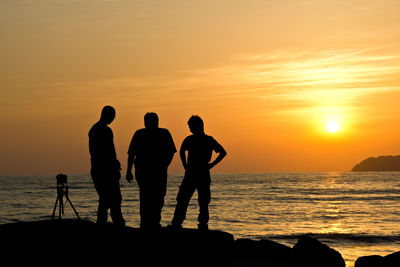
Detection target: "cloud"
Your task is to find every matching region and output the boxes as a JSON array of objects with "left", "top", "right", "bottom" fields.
[
  {"left": 20, "top": 43, "right": 398, "bottom": 118},
  {"left": 162, "top": 44, "right": 400, "bottom": 115}
]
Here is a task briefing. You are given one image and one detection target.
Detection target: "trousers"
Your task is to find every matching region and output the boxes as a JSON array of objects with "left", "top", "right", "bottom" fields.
[
  {"left": 172, "top": 169, "right": 211, "bottom": 225},
  {"left": 91, "top": 168, "right": 125, "bottom": 226},
  {"left": 135, "top": 168, "right": 167, "bottom": 229}
]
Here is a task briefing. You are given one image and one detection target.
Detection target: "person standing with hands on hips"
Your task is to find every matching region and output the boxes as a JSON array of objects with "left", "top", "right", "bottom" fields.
[{"left": 169, "top": 115, "right": 227, "bottom": 230}]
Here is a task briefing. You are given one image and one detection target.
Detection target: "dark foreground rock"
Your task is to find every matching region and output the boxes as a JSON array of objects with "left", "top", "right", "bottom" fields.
[
  {"left": 355, "top": 251, "right": 400, "bottom": 267},
  {"left": 293, "top": 235, "right": 345, "bottom": 267},
  {"left": 1, "top": 220, "right": 346, "bottom": 266},
  {"left": 230, "top": 238, "right": 295, "bottom": 266},
  {"left": 1, "top": 219, "right": 233, "bottom": 266}
]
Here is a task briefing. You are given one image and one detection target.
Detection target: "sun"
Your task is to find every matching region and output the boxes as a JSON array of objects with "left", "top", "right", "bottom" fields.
[{"left": 326, "top": 121, "right": 340, "bottom": 133}]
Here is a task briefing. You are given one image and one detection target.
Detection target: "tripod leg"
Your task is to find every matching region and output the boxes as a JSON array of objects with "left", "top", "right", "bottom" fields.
[
  {"left": 61, "top": 195, "right": 64, "bottom": 215},
  {"left": 66, "top": 195, "right": 81, "bottom": 219},
  {"left": 52, "top": 197, "right": 59, "bottom": 219},
  {"left": 59, "top": 195, "right": 63, "bottom": 219}
]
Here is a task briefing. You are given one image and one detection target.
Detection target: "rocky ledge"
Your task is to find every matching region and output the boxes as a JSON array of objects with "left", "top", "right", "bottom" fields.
[{"left": 0, "top": 220, "right": 398, "bottom": 266}]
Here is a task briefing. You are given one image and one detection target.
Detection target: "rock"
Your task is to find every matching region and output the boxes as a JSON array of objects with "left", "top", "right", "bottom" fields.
[
  {"left": 235, "top": 238, "right": 294, "bottom": 259},
  {"left": 1, "top": 219, "right": 234, "bottom": 266},
  {"left": 355, "top": 255, "right": 384, "bottom": 267},
  {"left": 384, "top": 251, "right": 400, "bottom": 266},
  {"left": 223, "top": 238, "right": 297, "bottom": 266},
  {"left": 293, "top": 235, "right": 345, "bottom": 267},
  {"left": 355, "top": 251, "right": 400, "bottom": 267},
  {"left": 1, "top": 220, "right": 353, "bottom": 267}
]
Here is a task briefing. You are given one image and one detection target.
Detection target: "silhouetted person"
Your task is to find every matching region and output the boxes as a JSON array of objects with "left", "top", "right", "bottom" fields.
[
  {"left": 170, "top": 115, "right": 227, "bottom": 230},
  {"left": 89, "top": 106, "right": 125, "bottom": 226},
  {"left": 126, "top": 112, "right": 176, "bottom": 230}
]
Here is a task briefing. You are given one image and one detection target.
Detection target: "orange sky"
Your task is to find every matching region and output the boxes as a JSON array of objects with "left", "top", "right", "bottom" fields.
[{"left": 1, "top": 0, "right": 400, "bottom": 175}]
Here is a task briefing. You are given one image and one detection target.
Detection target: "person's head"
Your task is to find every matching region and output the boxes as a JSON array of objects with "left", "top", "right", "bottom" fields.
[
  {"left": 188, "top": 115, "right": 204, "bottom": 135},
  {"left": 100, "top": 105, "right": 116, "bottom": 125},
  {"left": 144, "top": 112, "right": 159, "bottom": 129}
]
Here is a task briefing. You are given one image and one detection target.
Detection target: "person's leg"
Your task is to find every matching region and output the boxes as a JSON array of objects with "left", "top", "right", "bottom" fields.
[
  {"left": 138, "top": 177, "right": 161, "bottom": 229},
  {"left": 144, "top": 184, "right": 163, "bottom": 230},
  {"left": 136, "top": 170, "right": 153, "bottom": 229},
  {"left": 109, "top": 181, "right": 125, "bottom": 226},
  {"left": 171, "top": 175, "right": 196, "bottom": 226},
  {"left": 92, "top": 175, "right": 108, "bottom": 224},
  {"left": 153, "top": 171, "right": 167, "bottom": 228},
  {"left": 139, "top": 184, "right": 152, "bottom": 229},
  {"left": 197, "top": 173, "right": 211, "bottom": 229},
  {"left": 96, "top": 194, "right": 108, "bottom": 224}
]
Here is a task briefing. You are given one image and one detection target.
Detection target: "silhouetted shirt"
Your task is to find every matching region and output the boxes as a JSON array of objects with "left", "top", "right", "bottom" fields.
[
  {"left": 128, "top": 128, "right": 176, "bottom": 170},
  {"left": 181, "top": 134, "right": 224, "bottom": 170},
  {"left": 89, "top": 122, "right": 118, "bottom": 170}
]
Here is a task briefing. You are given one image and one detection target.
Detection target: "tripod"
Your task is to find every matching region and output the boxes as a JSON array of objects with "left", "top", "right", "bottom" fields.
[{"left": 51, "top": 180, "right": 80, "bottom": 220}]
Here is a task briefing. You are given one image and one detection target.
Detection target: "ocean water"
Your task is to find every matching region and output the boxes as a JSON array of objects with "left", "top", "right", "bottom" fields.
[{"left": 1, "top": 172, "right": 400, "bottom": 266}]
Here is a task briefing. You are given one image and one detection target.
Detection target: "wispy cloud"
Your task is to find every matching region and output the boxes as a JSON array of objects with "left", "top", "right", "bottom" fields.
[
  {"left": 160, "top": 44, "right": 400, "bottom": 116},
  {"left": 31, "top": 44, "right": 400, "bottom": 118}
]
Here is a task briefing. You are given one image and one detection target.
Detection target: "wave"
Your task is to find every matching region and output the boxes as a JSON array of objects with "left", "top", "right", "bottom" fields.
[
  {"left": 255, "top": 195, "right": 400, "bottom": 202},
  {"left": 262, "top": 233, "right": 400, "bottom": 244}
]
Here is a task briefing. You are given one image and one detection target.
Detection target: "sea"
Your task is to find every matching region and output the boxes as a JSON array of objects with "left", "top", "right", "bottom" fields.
[{"left": 1, "top": 172, "right": 400, "bottom": 266}]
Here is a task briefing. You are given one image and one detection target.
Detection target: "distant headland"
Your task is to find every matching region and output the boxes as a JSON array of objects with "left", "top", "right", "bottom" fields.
[{"left": 352, "top": 155, "right": 400, "bottom": 171}]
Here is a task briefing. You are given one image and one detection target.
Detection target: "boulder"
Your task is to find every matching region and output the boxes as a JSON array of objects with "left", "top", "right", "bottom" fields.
[
  {"left": 355, "top": 255, "right": 384, "bottom": 267},
  {"left": 235, "top": 238, "right": 294, "bottom": 259},
  {"left": 293, "top": 235, "right": 345, "bottom": 267},
  {"left": 355, "top": 251, "right": 400, "bottom": 267},
  {"left": 384, "top": 251, "right": 400, "bottom": 266}
]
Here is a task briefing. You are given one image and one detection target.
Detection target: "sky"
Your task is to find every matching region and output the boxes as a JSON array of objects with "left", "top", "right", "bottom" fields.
[{"left": 1, "top": 0, "right": 400, "bottom": 175}]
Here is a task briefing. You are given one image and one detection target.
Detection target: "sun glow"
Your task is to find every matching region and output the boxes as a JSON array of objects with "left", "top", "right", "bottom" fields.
[{"left": 326, "top": 121, "right": 340, "bottom": 133}]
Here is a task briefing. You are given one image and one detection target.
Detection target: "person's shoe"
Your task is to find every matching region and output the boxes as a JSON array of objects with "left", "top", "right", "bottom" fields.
[
  {"left": 167, "top": 223, "right": 183, "bottom": 231},
  {"left": 198, "top": 224, "right": 208, "bottom": 231}
]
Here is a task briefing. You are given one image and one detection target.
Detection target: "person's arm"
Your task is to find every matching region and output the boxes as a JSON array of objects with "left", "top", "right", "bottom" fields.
[
  {"left": 165, "top": 152, "right": 175, "bottom": 168},
  {"left": 180, "top": 137, "right": 189, "bottom": 170},
  {"left": 209, "top": 139, "right": 227, "bottom": 169},
  {"left": 180, "top": 149, "right": 188, "bottom": 170},
  {"left": 126, "top": 154, "right": 134, "bottom": 183},
  {"left": 163, "top": 130, "right": 177, "bottom": 168},
  {"left": 126, "top": 133, "right": 136, "bottom": 183},
  {"left": 209, "top": 149, "right": 226, "bottom": 169}
]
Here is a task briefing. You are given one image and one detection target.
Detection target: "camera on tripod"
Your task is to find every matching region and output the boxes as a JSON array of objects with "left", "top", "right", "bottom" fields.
[
  {"left": 56, "top": 173, "right": 68, "bottom": 193},
  {"left": 51, "top": 174, "right": 80, "bottom": 220}
]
